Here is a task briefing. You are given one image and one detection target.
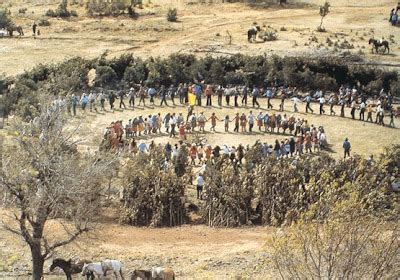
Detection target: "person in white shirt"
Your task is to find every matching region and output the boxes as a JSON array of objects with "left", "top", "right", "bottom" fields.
[
  {"left": 319, "top": 96, "right": 326, "bottom": 115},
  {"left": 169, "top": 113, "right": 177, "bottom": 137},
  {"left": 196, "top": 174, "right": 205, "bottom": 199}
]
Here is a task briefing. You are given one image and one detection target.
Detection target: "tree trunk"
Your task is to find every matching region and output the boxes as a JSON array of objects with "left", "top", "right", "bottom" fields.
[{"left": 30, "top": 243, "right": 44, "bottom": 280}]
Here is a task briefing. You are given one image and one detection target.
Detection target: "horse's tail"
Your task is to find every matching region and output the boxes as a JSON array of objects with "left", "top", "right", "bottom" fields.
[{"left": 247, "top": 30, "right": 251, "bottom": 42}]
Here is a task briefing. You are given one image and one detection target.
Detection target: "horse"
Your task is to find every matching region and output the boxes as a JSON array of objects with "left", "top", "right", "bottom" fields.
[
  {"left": 102, "top": 259, "right": 125, "bottom": 279},
  {"left": 247, "top": 26, "right": 261, "bottom": 42},
  {"left": 82, "top": 262, "right": 103, "bottom": 279},
  {"left": 130, "top": 269, "right": 152, "bottom": 280},
  {"left": 6, "top": 25, "right": 24, "bottom": 37},
  {"left": 151, "top": 267, "right": 175, "bottom": 280},
  {"left": 368, "top": 38, "right": 390, "bottom": 54},
  {"left": 49, "top": 258, "right": 94, "bottom": 280}
]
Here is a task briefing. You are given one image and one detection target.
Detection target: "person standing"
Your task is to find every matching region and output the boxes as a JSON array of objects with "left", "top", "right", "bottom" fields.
[
  {"left": 234, "top": 86, "right": 239, "bottom": 107},
  {"left": 225, "top": 86, "right": 231, "bottom": 106},
  {"left": 169, "top": 84, "right": 176, "bottom": 105},
  {"left": 128, "top": 87, "right": 135, "bottom": 108},
  {"left": 350, "top": 100, "right": 356, "bottom": 119},
  {"left": 170, "top": 113, "right": 177, "bottom": 137},
  {"left": 217, "top": 85, "right": 224, "bottom": 107},
  {"left": 266, "top": 88, "right": 273, "bottom": 109},
  {"left": 328, "top": 94, "right": 336, "bottom": 116},
  {"left": 233, "top": 113, "right": 240, "bottom": 132},
  {"left": 319, "top": 95, "right": 326, "bottom": 115},
  {"left": 71, "top": 94, "right": 78, "bottom": 116},
  {"left": 196, "top": 173, "right": 204, "bottom": 199},
  {"left": 252, "top": 87, "right": 260, "bottom": 108},
  {"left": 389, "top": 109, "right": 395, "bottom": 127},
  {"left": 118, "top": 90, "right": 126, "bottom": 109},
  {"left": 205, "top": 84, "right": 213, "bottom": 106},
  {"left": 208, "top": 112, "right": 219, "bottom": 132},
  {"left": 343, "top": 138, "right": 351, "bottom": 158},
  {"left": 339, "top": 97, "right": 346, "bottom": 117},
  {"left": 241, "top": 86, "right": 248, "bottom": 106},
  {"left": 279, "top": 92, "right": 286, "bottom": 111},
  {"left": 99, "top": 90, "right": 106, "bottom": 111},
  {"left": 359, "top": 101, "right": 366, "bottom": 121},
  {"left": 304, "top": 94, "right": 313, "bottom": 114},
  {"left": 32, "top": 21, "right": 37, "bottom": 36},
  {"left": 291, "top": 96, "right": 300, "bottom": 113},
  {"left": 148, "top": 86, "right": 157, "bottom": 105},
  {"left": 159, "top": 85, "right": 168, "bottom": 106},
  {"left": 138, "top": 86, "right": 146, "bottom": 106},
  {"left": 248, "top": 111, "right": 255, "bottom": 133}
]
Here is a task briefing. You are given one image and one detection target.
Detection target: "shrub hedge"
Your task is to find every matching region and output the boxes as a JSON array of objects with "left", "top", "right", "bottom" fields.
[{"left": 1, "top": 53, "right": 399, "bottom": 117}]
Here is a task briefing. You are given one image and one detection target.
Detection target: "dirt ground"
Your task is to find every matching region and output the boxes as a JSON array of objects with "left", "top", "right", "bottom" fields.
[
  {"left": 1, "top": 1, "right": 400, "bottom": 279},
  {"left": 1, "top": 1, "right": 400, "bottom": 76}
]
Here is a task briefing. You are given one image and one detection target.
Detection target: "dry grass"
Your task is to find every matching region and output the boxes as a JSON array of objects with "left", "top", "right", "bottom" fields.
[{"left": 1, "top": 2, "right": 399, "bottom": 76}]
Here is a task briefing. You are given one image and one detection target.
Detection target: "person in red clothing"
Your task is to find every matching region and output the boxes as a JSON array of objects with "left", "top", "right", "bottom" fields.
[
  {"left": 208, "top": 112, "right": 220, "bottom": 132},
  {"left": 189, "top": 143, "right": 198, "bottom": 165}
]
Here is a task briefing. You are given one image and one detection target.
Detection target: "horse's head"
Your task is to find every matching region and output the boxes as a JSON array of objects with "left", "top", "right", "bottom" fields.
[
  {"left": 49, "top": 258, "right": 62, "bottom": 272},
  {"left": 368, "top": 38, "right": 374, "bottom": 44}
]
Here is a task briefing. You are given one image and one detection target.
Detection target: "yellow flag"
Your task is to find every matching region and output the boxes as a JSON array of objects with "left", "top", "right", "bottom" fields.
[{"left": 188, "top": 92, "right": 196, "bottom": 106}]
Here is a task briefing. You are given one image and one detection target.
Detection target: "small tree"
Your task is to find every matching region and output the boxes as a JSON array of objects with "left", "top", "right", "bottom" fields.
[
  {"left": 167, "top": 8, "right": 178, "bottom": 22},
  {"left": 0, "top": 104, "right": 116, "bottom": 280},
  {"left": 318, "top": 2, "right": 330, "bottom": 32}
]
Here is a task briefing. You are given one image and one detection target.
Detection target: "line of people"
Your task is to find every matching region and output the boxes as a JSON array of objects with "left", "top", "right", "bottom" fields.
[{"left": 56, "top": 83, "right": 398, "bottom": 128}]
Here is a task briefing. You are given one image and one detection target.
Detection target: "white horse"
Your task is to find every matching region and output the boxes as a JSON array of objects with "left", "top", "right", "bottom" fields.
[
  {"left": 82, "top": 262, "right": 103, "bottom": 278},
  {"left": 82, "top": 260, "right": 124, "bottom": 279},
  {"left": 151, "top": 267, "right": 175, "bottom": 280},
  {"left": 102, "top": 259, "right": 125, "bottom": 279}
]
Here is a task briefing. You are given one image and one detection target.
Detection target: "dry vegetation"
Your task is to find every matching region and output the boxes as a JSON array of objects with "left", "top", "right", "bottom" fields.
[
  {"left": 0, "top": 0, "right": 399, "bottom": 76},
  {"left": 1, "top": 1, "right": 400, "bottom": 279}
]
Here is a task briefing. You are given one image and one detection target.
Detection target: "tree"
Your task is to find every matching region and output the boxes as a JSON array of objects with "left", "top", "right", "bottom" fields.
[
  {"left": 318, "top": 2, "right": 330, "bottom": 32},
  {"left": 0, "top": 104, "right": 117, "bottom": 280},
  {"left": 268, "top": 198, "right": 400, "bottom": 279},
  {"left": 0, "top": 8, "right": 12, "bottom": 29}
]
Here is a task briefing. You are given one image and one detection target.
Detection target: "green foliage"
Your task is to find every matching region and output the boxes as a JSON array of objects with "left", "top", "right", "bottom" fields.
[
  {"left": 38, "top": 18, "right": 50, "bottom": 27},
  {"left": 0, "top": 8, "right": 12, "bottom": 29},
  {"left": 45, "top": 0, "right": 77, "bottom": 18},
  {"left": 318, "top": 2, "right": 330, "bottom": 31},
  {"left": 4, "top": 53, "right": 399, "bottom": 119},
  {"left": 167, "top": 8, "right": 178, "bottom": 22},
  {"left": 86, "top": 0, "right": 131, "bottom": 17}
]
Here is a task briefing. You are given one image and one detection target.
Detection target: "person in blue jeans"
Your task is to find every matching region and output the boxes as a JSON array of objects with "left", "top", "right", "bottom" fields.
[{"left": 343, "top": 138, "right": 351, "bottom": 158}]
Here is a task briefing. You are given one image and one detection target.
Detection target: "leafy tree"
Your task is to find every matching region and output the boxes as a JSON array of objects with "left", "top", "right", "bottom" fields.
[
  {"left": 269, "top": 198, "right": 400, "bottom": 279},
  {"left": 0, "top": 8, "right": 12, "bottom": 29},
  {"left": 318, "top": 2, "right": 330, "bottom": 32},
  {"left": 0, "top": 105, "right": 116, "bottom": 280}
]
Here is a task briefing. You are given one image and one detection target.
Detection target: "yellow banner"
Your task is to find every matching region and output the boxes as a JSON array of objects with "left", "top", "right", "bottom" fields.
[{"left": 188, "top": 92, "right": 196, "bottom": 106}]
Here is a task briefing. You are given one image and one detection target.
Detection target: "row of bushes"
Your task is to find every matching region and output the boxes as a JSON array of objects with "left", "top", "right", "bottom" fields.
[
  {"left": 1, "top": 53, "right": 399, "bottom": 118},
  {"left": 45, "top": 0, "right": 78, "bottom": 18}
]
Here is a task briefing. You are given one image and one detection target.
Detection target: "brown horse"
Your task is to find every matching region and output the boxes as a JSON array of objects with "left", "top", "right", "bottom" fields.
[
  {"left": 130, "top": 269, "right": 152, "bottom": 280},
  {"left": 369, "top": 38, "right": 389, "bottom": 54},
  {"left": 7, "top": 25, "right": 24, "bottom": 36},
  {"left": 49, "top": 258, "right": 94, "bottom": 280}
]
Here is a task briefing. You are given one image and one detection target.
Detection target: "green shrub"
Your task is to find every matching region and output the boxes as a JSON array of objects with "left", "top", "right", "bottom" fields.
[
  {"left": 167, "top": 8, "right": 178, "bottom": 22},
  {"left": 0, "top": 8, "right": 12, "bottom": 29},
  {"left": 38, "top": 18, "right": 50, "bottom": 27},
  {"left": 18, "top": 8, "right": 28, "bottom": 14}
]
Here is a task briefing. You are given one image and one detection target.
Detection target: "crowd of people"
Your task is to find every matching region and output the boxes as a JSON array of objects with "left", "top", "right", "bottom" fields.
[
  {"left": 58, "top": 82, "right": 399, "bottom": 128},
  {"left": 102, "top": 110, "right": 328, "bottom": 159}
]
